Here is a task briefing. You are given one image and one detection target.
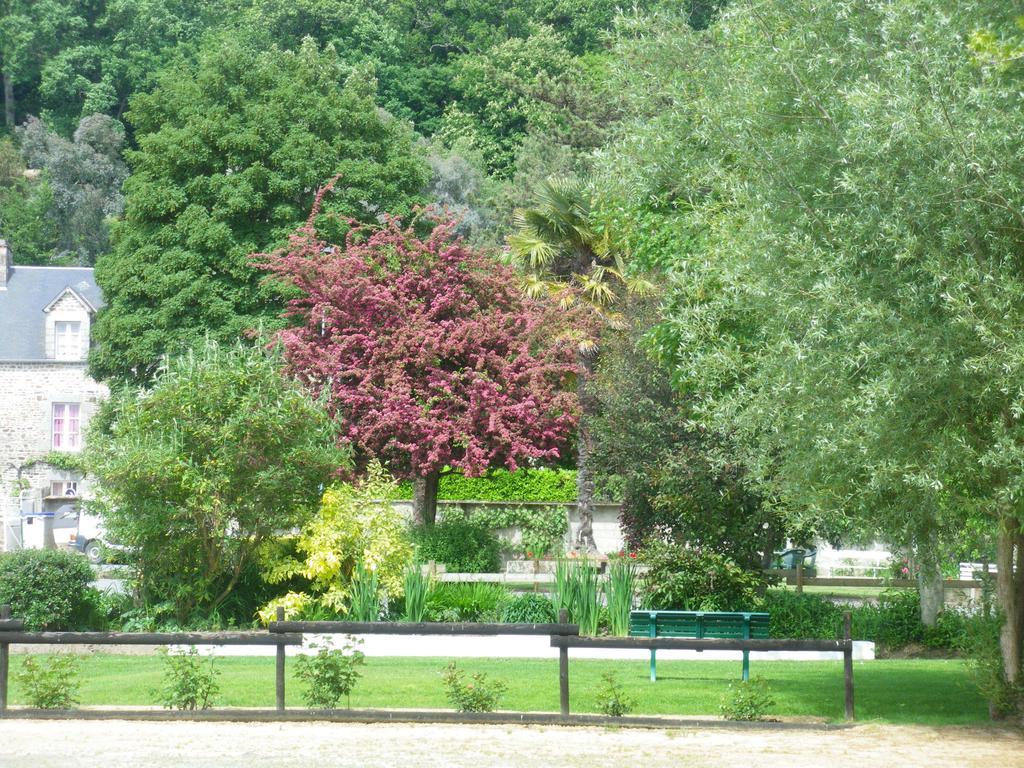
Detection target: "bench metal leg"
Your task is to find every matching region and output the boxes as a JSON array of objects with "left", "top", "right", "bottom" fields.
[
  {"left": 742, "top": 650, "right": 750, "bottom": 681},
  {"left": 649, "top": 649, "right": 657, "bottom": 682}
]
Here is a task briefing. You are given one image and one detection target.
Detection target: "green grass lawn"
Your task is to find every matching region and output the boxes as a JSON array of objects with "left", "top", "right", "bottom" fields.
[{"left": 6, "top": 654, "right": 988, "bottom": 725}]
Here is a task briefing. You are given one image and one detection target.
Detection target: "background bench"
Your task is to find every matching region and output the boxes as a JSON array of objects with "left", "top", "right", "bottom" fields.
[{"left": 629, "top": 610, "right": 770, "bottom": 681}]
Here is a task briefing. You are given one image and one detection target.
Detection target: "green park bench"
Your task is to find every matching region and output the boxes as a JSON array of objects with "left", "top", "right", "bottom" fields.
[{"left": 629, "top": 610, "right": 770, "bottom": 682}]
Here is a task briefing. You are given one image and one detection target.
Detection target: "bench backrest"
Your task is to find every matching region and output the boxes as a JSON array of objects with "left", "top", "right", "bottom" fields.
[{"left": 628, "top": 610, "right": 770, "bottom": 639}]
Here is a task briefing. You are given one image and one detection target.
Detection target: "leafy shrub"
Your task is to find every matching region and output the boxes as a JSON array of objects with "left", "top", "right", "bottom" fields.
[
  {"left": 89, "top": 341, "right": 346, "bottom": 624},
  {"left": 14, "top": 655, "right": 80, "bottom": 709},
  {"left": 403, "top": 567, "right": 429, "bottom": 622},
  {"left": 925, "top": 608, "right": 972, "bottom": 650},
  {"left": 500, "top": 593, "right": 556, "bottom": 624},
  {"left": 554, "top": 558, "right": 601, "bottom": 635},
  {"left": 762, "top": 589, "right": 843, "bottom": 639},
  {"left": 869, "top": 589, "right": 924, "bottom": 648},
  {"left": 720, "top": 676, "right": 775, "bottom": 721},
  {"left": 595, "top": 672, "right": 635, "bottom": 717},
  {"left": 294, "top": 638, "right": 365, "bottom": 709},
  {"left": 958, "top": 612, "right": 1022, "bottom": 718},
  {"left": 441, "top": 661, "right": 507, "bottom": 712},
  {"left": 412, "top": 518, "right": 501, "bottom": 573},
  {"left": 398, "top": 468, "right": 577, "bottom": 503},
  {"left": 0, "top": 549, "right": 97, "bottom": 630},
  {"left": 157, "top": 647, "right": 220, "bottom": 710},
  {"left": 258, "top": 464, "right": 414, "bottom": 623},
  {"left": 425, "top": 583, "right": 511, "bottom": 622},
  {"left": 641, "top": 543, "right": 765, "bottom": 611}
]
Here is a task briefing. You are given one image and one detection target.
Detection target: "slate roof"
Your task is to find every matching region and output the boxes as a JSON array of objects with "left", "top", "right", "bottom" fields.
[{"left": 0, "top": 266, "right": 104, "bottom": 361}]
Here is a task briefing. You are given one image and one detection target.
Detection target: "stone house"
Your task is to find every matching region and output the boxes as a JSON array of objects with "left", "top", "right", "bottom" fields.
[{"left": 0, "top": 240, "right": 107, "bottom": 550}]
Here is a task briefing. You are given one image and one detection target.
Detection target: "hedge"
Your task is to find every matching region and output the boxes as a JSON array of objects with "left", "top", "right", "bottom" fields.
[{"left": 395, "top": 468, "right": 577, "bottom": 503}]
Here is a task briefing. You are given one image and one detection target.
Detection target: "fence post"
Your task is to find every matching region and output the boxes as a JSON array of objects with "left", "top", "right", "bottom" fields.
[
  {"left": 843, "top": 611, "right": 854, "bottom": 721},
  {"left": 558, "top": 609, "right": 570, "bottom": 717},
  {"left": 0, "top": 604, "right": 8, "bottom": 714},
  {"left": 275, "top": 607, "right": 286, "bottom": 712},
  {"left": 795, "top": 560, "right": 804, "bottom": 593}
]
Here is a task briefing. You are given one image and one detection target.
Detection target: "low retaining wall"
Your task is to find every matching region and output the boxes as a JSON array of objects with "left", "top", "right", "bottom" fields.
[{"left": 170, "top": 634, "right": 875, "bottom": 662}]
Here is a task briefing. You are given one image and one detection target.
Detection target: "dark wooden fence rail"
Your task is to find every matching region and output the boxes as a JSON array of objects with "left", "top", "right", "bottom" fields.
[
  {"left": 0, "top": 604, "right": 301, "bottom": 715},
  {"left": 0, "top": 604, "right": 855, "bottom": 721},
  {"left": 268, "top": 615, "right": 581, "bottom": 716},
  {"left": 551, "top": 610, "right": 856, "bottom": 721}
]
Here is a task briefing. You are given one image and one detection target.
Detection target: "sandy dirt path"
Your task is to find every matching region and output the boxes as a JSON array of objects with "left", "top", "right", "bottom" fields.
[{"left": 1, "top": 720, "right": 1022, "bottom": 768}]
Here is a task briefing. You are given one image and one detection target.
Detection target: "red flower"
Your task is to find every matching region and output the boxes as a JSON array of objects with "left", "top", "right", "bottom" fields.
[{"left": 629, "top": 552, "right": 637, "bottom": 559}]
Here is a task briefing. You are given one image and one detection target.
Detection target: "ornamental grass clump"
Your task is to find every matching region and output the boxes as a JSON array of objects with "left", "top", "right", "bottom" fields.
[
  {"left": 402, "top": 566, "right": 429, "bottom": 622},
  {"left": 605, "top": 556, "right": 638, "bottom": 636},
  {"left": 554, "top": 557, "right": 600, "bottom": 635},
  {"left": 441, "top": 661, "right": 507, "bottom": 713},
  {"left": 349, "top": 562, "right": 380, "bottom": 622}
]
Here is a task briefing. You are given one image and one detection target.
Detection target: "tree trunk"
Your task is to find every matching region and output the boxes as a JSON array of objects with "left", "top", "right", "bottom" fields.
[
  {"left": 574, "top": 350, "right": 598, "bottom": 553},
  {"left": 413, "top": 471, "right": 440, "bottom": 526},
  {"left": 996, "top": 515, "right": 1024, "bottom": 691},
  {"left": 3, "top": 71, "right": 13, "bottom": 128},
  {"left": 918, "top": 559, "right": 944, "bottom": 627}
]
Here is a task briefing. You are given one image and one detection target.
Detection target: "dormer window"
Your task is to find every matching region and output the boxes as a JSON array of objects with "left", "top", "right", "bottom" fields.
[{"left": 54, "top": 321, "right": 82, "bottom": 360}]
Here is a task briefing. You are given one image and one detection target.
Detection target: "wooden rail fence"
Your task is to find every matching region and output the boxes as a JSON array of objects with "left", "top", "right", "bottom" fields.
[{"left": 0, "top": 606, "right": 857, "bottom": 721}]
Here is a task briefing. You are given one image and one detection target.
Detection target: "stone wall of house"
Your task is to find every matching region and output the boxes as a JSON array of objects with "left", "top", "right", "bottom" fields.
[{"left": 0, "top": 361, "right": 108, "bottom": 549}]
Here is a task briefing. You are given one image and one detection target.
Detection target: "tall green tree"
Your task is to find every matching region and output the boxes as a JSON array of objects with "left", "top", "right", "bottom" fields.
[
  {"left": 37, "top": 0, "right": 229, "bottom": 133},
  {"left": 603, "top": 0, "right": 1024, "bottom": 711},
  {"left": 0, "top": 0, "right": 85, "bottom": 127},
  {"left": 589, "top": 303, "right": 781, "bottom": 568},
  {"left": 508, "top": 177, "right": 653, "bottom": 550},
  {"left": 17, "top": 114, "right": 127, "bottom": 265},
  {"left": 87, "top": 341, "right": 347, "bottom": 622},
  {"left": 90, "top": 37, "right": 428, "bottom": 385}
]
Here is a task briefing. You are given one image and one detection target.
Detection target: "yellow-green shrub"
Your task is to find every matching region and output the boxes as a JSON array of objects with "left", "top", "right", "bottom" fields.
[{"left": 258, "top": 463, "right": 413, "bottom": 622}]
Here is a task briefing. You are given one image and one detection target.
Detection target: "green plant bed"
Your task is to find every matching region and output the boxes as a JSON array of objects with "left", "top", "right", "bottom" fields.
[{"left": 5, "top": 655, "right": 989, "bottom": 725}]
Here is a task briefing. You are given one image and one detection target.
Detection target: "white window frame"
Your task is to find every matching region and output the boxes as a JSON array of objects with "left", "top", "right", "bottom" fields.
[
  {"left": 54, "top": 320, "right": 82, "bottom": 361},
  {"left": 52, "top": 402, "right": 81, "bottom": 451}
]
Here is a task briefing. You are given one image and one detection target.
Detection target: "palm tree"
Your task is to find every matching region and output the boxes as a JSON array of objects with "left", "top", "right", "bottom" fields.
[{"left": 508, "top": 177, "right": 654, "bottom": 552}]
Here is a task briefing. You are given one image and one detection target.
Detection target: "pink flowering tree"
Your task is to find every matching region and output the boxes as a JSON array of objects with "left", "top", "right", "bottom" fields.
[{"left": 258, "top": 194, "right": 582, "bottom": 524}]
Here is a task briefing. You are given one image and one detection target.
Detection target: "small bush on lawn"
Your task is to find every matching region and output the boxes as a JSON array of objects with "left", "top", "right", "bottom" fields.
[
  {"left": 720, "top": 676, "right": 775, "bottom": 721},
  {"left": 595, "top": 672, "right": 635, "bottom": 717},
  {"left": 15, "top": 655, "right": 81, "bottom": 709},
  {"left": 441, "top": 661, "right": 507, "bottom": 712},
  {"left": 641, "top": 543, "right": 765, "bottom": 612},
  {"left": 425, "top": 583, "right": 510, "bottom": 622},
  {"left": 294, "top": 638, "right": 365, "bottom": 709},
  {"left": 0, "top": 549, "right": 97, "bottom": 630},
  {"left": 158, "top": 647, "right": 220, "bottom": 710},
  {"left": 500, "top": 593, "right": 556, "bottom": 624},
  {"left": 411, "top": 518, "right": 501, "bottom": 573}
]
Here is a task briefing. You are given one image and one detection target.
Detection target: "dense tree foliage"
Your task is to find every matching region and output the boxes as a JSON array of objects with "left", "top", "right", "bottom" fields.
[
  {"left": 259, "top": 195, "right": 582, "bottom": 524},
  {"left": 90, "top": 39, "right": 428, "bottom": 384},
  {"left": 17, "top": 114, "right": 126, "bottom": 264},
  {"left": 589, "top": 306, "right": 780, "bottom": 569},
  {"left": 87, "top": 342, "right": 346, "bottom": 622},
  {"left": 597, "top": 0, "right": 1024, "bottom": 709}
]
